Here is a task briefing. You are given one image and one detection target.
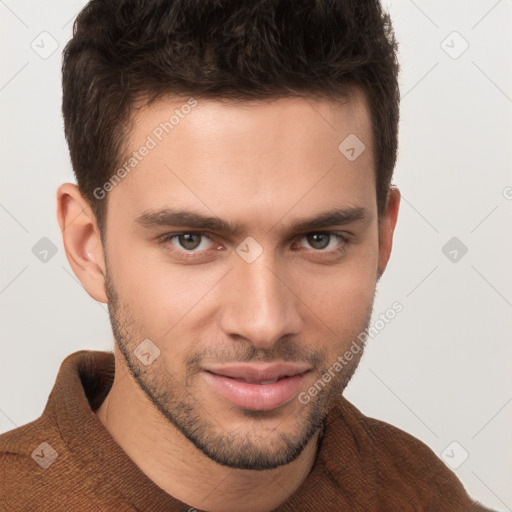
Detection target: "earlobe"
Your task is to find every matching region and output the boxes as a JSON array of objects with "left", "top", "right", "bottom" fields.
[
  {"left": 377, "top": 186, "right": 400, "bottom": 280},
  {"left": 56, "top": 183, "right": 108, "bottom": 303}
]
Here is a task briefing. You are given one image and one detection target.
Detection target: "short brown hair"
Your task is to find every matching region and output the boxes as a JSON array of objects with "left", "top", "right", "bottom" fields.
[{"left": 62, "top": 0, "right": 399, "bottom": 239}]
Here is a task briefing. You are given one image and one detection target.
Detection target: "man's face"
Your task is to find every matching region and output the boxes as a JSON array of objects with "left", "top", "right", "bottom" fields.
[{"left": 102, "top": 91, "right": 384, "bottom": 470}]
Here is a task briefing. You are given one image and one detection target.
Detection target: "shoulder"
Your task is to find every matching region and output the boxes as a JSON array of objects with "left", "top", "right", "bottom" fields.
[
  {"left": 0, "top": 416, "right": 100, "bottom": 510},
  {"left": 337, "top": 399, "right": 494, "bottom": 511},
  {"left": 1, "top": 415, "right": 60, "bottom": 505},
  {"left": 0, "top": 414, "right": 53, "bottom": 469}
]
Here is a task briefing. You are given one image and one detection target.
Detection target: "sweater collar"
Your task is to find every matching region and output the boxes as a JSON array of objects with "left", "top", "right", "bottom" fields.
[{"left": 46, "top": 349, "right": 377, "bottom": 511}]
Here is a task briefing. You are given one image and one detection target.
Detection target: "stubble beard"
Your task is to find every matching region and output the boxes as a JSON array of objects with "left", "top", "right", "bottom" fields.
[{"left": 103, "top": 264, "right": 371, "bottom": 470}]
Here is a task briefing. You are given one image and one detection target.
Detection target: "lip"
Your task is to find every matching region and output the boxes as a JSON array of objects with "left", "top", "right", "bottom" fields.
[
  {"left": 203, "top": 362, "right": 311, "bottom": 382},
  {"left": 202, "top": 362, "right": 311, "bottom": 411}
]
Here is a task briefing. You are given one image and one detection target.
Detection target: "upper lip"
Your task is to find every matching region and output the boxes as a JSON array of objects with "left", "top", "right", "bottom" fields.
[{"left": 203, "top": 362, "right": 311, "bottom": 383}]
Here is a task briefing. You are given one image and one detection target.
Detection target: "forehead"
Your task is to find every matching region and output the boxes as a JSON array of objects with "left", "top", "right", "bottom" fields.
[
  {"left": 128, "top": 90, "right": 372, "bottom": 152},
  {"left": 107, "top": 91, "right": 375, "bottom": 233}
]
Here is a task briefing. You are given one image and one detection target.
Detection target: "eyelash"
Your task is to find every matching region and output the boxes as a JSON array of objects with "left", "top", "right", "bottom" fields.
[{"left": 158, "top": 231, "right": 351, "bottom": 261}]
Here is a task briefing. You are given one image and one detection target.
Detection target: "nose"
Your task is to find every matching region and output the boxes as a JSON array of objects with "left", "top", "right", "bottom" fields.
[{"left": 219, "top": 252, "right": 303, "bottom": 350}]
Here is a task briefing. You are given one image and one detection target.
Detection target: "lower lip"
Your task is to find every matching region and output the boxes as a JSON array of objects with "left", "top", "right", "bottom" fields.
[{"left": 203, "top": 371, "right": 307, "bottom": 411}]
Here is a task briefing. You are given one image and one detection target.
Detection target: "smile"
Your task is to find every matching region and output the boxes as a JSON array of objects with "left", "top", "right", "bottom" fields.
[{"left": 201, "top": 362, "right": 311, "bottom": 411}]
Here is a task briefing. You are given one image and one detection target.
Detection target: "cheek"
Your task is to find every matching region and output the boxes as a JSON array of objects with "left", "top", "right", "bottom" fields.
[
  {"left": 300, "top": 246, "right": 378, "bottom": 345},
  {"left": 108, "top": 243, "right": 221, "bottom": 346},
  {"left": 338, "top": 253, "right": 378, "bottom": 311},
  {"left": 308, "top": 275, "right": 374, "bottom": 331}
]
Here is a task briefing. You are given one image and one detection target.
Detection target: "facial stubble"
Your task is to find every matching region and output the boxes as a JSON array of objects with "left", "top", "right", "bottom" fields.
[{"left": 103, "top": 262, "right": 372, "bottom": 470}]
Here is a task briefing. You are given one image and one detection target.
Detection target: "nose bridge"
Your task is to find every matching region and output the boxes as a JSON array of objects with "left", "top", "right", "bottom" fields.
[{"left": 219, "top": 248, "right": 302, "bottom": 348}]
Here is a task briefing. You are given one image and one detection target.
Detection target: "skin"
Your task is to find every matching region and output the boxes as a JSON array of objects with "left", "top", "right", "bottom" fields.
[{"left": 57, "top": 89, "right": 400, "bottom": 512}]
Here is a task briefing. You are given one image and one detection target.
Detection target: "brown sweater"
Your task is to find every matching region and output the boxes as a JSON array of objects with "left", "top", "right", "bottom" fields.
[{"left": 0, "top": 350, "right": 494, "bottom": 511}]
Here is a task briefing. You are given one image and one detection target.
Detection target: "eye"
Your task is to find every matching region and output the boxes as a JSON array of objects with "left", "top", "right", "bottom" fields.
[
  {"left": 161, "top": 232, "right": 213, "bottom": 253},
  {"left": 158, "top": 230, "right": 350, "bottom": 262},
  {"left": 296, "top": 232, "right": 349, "bottom": 253}
]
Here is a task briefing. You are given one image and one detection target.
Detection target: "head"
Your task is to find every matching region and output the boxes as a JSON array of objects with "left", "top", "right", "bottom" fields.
[{"left": 57, "top": 0, "right": 400, "bottom": 471}]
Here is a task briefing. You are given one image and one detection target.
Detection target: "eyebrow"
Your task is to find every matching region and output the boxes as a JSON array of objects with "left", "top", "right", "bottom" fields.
[{"left": 134, "top": 205, "right": 372, "bottom": 236}]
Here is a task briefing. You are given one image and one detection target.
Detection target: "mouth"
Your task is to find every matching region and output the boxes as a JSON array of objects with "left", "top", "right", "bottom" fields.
[
  {"left": 201, "top": 362, "right": 311, "bottom": 411},
  {"left": 223, "top": 376, "right": 286, "bottom": 385}
]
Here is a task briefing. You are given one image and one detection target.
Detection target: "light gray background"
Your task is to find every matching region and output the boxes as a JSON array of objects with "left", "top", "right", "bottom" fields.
[{"left": 1, "top": 1, "right": 511, "bottom": 510}]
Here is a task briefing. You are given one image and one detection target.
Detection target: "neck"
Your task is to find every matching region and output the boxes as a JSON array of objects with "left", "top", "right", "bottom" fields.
[{"left": 95, "top": 356, "right": 321, "bottom": 512}]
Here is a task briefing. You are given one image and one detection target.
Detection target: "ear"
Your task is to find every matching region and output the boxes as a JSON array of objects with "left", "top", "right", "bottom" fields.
[
  {"left": 56, "top": 183, "right": 108, "bottom": 303},
  {"left": 377, "top": 185, "right": 400, "bottom": 280}
]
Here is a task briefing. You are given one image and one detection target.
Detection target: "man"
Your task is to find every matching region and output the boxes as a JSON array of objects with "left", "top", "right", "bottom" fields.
[{"left": 0, "top": 0, "right": 495, "bottom": 510}]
